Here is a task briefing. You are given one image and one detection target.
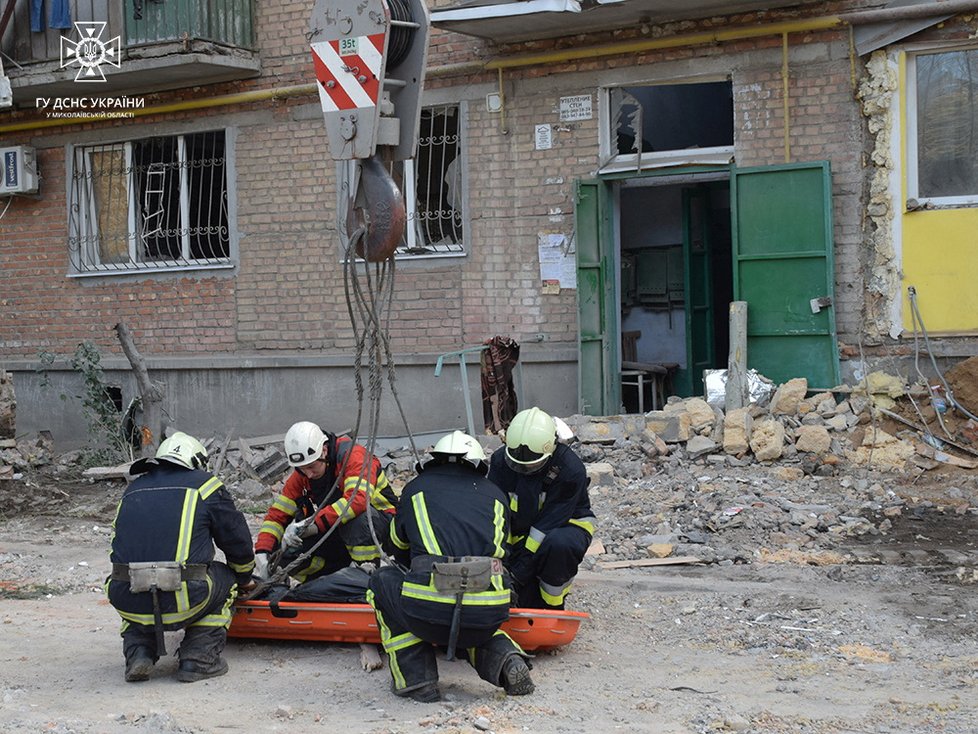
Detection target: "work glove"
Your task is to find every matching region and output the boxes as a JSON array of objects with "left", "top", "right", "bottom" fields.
[
  {"left": 253, "top": 552, "right": 270, "bottom": 581},
  {"left": 282, "top": 518, "right": 317, "bottom": 549}
]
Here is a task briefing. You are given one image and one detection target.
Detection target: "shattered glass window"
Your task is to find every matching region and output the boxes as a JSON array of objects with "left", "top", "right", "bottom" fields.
[
  {"left": 602, "top": 80, "right": 734, "bottom": 171},
  {"left": 68, "top": 131, "right": 232, "bottom": 274}
]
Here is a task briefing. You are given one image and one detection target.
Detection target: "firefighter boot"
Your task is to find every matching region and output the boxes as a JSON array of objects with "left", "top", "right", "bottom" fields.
[
  {"left": 124, "top": 647, "right": 155, "bottom": 683},
  {"left": 176, "top": 657, "right": 229, "bottom": 683},
  {"left": 501, "top": 655, "right": 535, "bottom": 696}
]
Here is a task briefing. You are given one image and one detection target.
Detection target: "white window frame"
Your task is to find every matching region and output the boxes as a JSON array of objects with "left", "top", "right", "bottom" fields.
[
  {"left": 598, "top": 78, "right": 735, "bottom": 175},
  {"left": 67, "top": 130, "right": 234, "bottom": 276},
  {"left": 906, "top": 42, "right": 978, "bottom": 208}
]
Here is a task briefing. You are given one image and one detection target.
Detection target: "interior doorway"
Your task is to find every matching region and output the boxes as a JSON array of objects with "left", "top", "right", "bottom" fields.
[{"left": 616, "top": 174, "right": 733, "bottom": 411}]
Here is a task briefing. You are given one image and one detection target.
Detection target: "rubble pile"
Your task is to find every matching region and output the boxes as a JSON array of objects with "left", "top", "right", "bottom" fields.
[{"left": 1, "top": 373, "right": 977, "bottom": 571}]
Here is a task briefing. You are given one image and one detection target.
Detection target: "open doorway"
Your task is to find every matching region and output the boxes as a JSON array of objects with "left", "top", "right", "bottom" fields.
[{"left": 617, "top": 175, "right": 733, "bottom": 411}]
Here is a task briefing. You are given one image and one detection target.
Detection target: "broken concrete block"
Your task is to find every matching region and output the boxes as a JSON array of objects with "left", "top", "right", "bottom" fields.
[
  {"left": 646, "top": 543, "right": 674, "bottom": 558},
  {"left": 723, "top": 408, "right": 753, "bottom": 455},
  {"left": 750, "top": 420, "right": 785, "bottom": 461},
  {"left": 773, "top": 466, "right": 805, "bottom": 482},
  {"left": 845, "top": 427, "right": 915, "bottom": 471},
  {"left": 770, "top": 378, "right": 808, "bottom": 415},
  {"left": 684, "top": 398, "right": 716, "bottom": 431},
  {"left": 586, "top": 462, "right": 616, "bottom": 487},
  {"left": 826, "top": 414, "right": 850, "bottom": 432},
  {"left": 574, "top": 418, "right": 627, "bottom": 444},
  {"left": 795, "top": 425, "right": 831, "bottom": 454},
  {"left": 686, "top": 435, "right": 717, "bottom": 459},
  {"left": 645, "top": 411, "right": 690, "bottom": 443}
]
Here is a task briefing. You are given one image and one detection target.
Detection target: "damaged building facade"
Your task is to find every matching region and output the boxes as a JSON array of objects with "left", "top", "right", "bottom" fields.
[{"left": 1, "top": 0, "right": 977, "bottom": 448}]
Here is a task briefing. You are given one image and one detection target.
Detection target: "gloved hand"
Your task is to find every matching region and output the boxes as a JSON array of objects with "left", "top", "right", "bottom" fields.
[
  {"left": 282, "top": 518, "right": 317, "bottom": 549},
  {"left": 253, "top": 552, "right": 270, "bottom": 581}
]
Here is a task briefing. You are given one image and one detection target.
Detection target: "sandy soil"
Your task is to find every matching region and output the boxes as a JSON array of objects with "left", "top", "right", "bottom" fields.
[{"left": 1, "top": 482, "right": 976, "bottom": 734}]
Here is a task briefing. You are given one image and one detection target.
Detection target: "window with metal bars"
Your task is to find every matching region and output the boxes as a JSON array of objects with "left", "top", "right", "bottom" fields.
[
  {"left": 67, "top": 131, "right": 232, "bottom": 274},
  {"left": 396, "top": 103, "right": 464, "bottom": 256}
]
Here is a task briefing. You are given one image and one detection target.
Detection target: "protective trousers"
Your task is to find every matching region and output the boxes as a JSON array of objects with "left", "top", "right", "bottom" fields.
[
  {"left": 514, "top": 525, "right": 591, "bottom": 609},
  {"left": 120, "top": 562, "right": 237, "bottom": 666},
  {"left": 283, "top": 507, "right": 391, "bottom": 583},
  {"left": 368, "top": 567, "right": 525, "bottom": 696}
]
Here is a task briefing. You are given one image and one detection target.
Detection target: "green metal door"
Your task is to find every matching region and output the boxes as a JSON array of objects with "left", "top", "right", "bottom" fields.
[
  {"left": 731, "top": 162, "right": 840, "bottom": 389},
  {"left": 575, "top": 179, "right": 618, "bottom": 415},
  {"left": 680, "top": 186, "right": 715, "bottom": 397}
]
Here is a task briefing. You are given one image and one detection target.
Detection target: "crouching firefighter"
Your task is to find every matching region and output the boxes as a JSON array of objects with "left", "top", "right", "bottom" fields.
[
  {"left": 106, "top": 432, "right": 255, "bottom": 683},
  {"left": 368, "top": 431, "right": 534, "bottom": 702}
]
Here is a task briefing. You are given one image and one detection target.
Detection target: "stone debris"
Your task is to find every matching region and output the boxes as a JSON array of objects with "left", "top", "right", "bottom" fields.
[{"left": 2, "top": 372, "right": 977, "bottom": 576}]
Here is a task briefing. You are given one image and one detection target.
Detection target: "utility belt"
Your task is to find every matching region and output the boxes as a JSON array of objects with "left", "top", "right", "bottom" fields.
[
  {"left": 110, "top": 562, "right": 208, "bottom": 657},
  {"left": 412, "top": 554, "right": 504, "bottom": 661},
  {"left": 111, "top": 562, "right": 208, "bottom": 592}
]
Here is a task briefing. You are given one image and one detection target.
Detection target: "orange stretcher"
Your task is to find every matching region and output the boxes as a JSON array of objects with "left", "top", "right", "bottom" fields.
[{"left": 229, "top": 600, "right": 588, "bottom": 652}]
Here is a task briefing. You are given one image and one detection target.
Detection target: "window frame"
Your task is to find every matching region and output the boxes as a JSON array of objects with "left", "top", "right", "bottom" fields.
[
  {"left": 66, "top": 128, "right": 237, "bottom": 278},
  {"left": 906, "top": 42, "right": 978, "bottom": 208},
  {"left": 598, "top": 77, "right": 735, "bottom": 175}
]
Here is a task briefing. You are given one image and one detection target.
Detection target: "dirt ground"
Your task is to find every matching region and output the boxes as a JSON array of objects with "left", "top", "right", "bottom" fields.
[{"left": 1, "top": 473, "right": 977, "bottom": 734}]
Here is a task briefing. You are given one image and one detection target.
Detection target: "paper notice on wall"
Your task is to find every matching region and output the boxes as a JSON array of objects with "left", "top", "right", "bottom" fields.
[
  {"left": 538, "top": 233, "right": 576, "bottom": 290},
  {"left": 534, "top": 124, "right": 552, "bottom": 150}
]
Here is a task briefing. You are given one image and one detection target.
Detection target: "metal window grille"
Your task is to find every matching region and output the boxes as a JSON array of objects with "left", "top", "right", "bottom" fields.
[
  {"left": 396, "top": 104, "right": 464, "bottom": 256},
  {"left": 68, "top": 131, "right": 231, "bottom": 273}
]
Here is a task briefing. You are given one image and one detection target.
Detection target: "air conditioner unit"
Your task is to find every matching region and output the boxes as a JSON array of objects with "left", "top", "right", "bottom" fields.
[{"left": 1, "top": 146, "right": 39, "bottom": 196}]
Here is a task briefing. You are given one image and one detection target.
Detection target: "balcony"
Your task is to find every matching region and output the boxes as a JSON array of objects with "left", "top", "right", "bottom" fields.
[{"left": 1, "top": 0, "right": 260, "bottom": 106}]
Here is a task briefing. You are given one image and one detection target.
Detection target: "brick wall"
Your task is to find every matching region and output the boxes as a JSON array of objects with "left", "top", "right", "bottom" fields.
[{"left": 0, "top": 3, "right": 884, "bottom": 365}]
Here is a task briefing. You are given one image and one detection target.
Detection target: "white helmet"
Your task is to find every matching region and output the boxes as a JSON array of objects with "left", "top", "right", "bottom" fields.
[
  {"left": 156, "top": 431, "right": 208, "bottom": 471},
  {"left": 284, "top": 421, "right": 328, "bottom": 468},
  {"left": 427, "top": 430, "right": 487, "bottom": 471}
]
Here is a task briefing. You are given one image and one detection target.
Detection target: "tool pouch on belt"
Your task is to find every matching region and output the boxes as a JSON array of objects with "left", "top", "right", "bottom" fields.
[
  {"left": 125, "top": 562, "right": 185, "bottom": 593},
  {"left": 112, "top": 562, "right": 207, "bottom": 656},
  {"left": 430, "top": 556, "right": 499, "bottom": 594},
  {"left": 431, "top": 557, "right": 500, "bottom": 661}
]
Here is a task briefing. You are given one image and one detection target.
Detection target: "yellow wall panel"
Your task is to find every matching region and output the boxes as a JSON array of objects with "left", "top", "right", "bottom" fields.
[{"left": 902, "top": 208, "right": 978, "bottom": 333}]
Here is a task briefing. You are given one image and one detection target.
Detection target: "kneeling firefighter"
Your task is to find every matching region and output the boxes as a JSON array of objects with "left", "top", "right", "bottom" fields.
[
  {"left": 368, "top": 431, "right": 534, "bottom": 702},
  {"left": 106, "top": 432, "right": 255, "bottom": 683}
]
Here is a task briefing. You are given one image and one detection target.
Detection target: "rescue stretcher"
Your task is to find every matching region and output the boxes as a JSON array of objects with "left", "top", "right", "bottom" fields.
[{"left": 229, "top": 600, "right": 588, "bottom": 652}]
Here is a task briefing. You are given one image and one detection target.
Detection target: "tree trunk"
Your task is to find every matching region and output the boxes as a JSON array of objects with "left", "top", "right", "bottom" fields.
[{"left": 114, "top": 322, "right": 165, "bottom": 457}]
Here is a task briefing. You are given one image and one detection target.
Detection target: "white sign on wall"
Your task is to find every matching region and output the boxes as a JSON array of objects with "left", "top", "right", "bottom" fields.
[
  {"left": 535, "top": 124, "right": 553, "bottom": 150},
  {"left": 560, "top": 94, "right": 592, "bottom": 122}
]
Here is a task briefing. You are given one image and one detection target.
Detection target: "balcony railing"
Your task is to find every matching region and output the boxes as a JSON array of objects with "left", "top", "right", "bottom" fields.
[
  {"left": 1, "top": 0, "right": 255, "bottom": 67},
  {"left": 0, "top": 0, "right": 258, "bottom": 102}
]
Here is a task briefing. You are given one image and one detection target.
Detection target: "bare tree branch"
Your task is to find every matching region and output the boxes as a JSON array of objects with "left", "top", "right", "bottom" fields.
[{"left": 114, "top": 322, "right": 165, "bottom": 457}]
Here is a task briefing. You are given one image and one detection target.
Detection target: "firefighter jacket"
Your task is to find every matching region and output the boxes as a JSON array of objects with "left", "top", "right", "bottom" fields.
[
  {"left": 106, "top": 464, "right": 255, "bottom": 627},
  {"left": 256, "top": 435, "right": 397, "bottom": 553},
  {"left": 389, "top": 461, "right": 512, "bottom": 631},
  {"left": 487, "top": 443, "right": 596, "bottom": 585}
]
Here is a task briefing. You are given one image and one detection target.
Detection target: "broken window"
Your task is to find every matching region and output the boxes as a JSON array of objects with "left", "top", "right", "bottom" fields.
[
  {"left": 600, "top": 80, "right": 734, "bottom": 172},
  {"left": 396, "top": 103, "right": 464, "bottom": 257},
  {"left": 68, "top": 131, "right": 232, "bottom": 274},
  {"left": 908, "top": 47, "right": 978, "bottom": 205}
]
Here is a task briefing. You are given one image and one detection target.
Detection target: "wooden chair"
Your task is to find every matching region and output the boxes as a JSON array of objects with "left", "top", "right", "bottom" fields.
[{"left": 620, "top": 330, "right": 675, "bottom": 413}]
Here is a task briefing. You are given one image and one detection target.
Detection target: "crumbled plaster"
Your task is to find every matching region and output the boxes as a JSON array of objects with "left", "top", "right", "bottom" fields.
[{"left": 856, "top": 51, "right": 899, "bottom": 343}]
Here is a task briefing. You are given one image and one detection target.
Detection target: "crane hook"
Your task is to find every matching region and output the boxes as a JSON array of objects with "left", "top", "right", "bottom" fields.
[{"left": 348, "top": 156, "right": 407, "bottom": 262}]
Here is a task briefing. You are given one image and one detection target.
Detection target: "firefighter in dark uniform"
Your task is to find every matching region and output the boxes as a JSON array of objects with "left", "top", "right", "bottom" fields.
[
  {"left": 253, "top": 421, "right": 397, "bottom": 584},
  {"left": 106, "top": 431, "right": 255, "bottom": 683},
  {"left": 368, "top": 431, "right": 533, "bottom": 703},
  {"left": 488, "top": 407, "right": 596, "bottom": 610}
]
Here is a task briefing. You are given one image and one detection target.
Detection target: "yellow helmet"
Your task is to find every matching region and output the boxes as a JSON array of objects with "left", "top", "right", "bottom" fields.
[{"left": 504, "top": 407, "right": 557, "bottom": 475}]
